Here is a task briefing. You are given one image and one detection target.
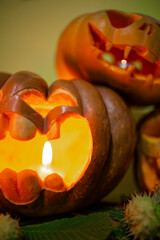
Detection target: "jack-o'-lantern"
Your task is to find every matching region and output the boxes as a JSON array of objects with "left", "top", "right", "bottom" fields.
[
  {"left": 136, "top": 109, "right": 160, "bottom": 192},
  {"left": 0, "top": 71, "right": 135, "bottom": 217},
  {"left": 56, "top": 10, "right": 160, "bottom": 105}
]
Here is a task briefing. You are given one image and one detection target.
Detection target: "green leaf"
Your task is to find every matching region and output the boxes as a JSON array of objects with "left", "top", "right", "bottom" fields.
[
  {"left": 111, "top": 225, "right": 128, "bottom": 240},
  {"left": 106, "top": 207, "right": 124, "bottom": 221},
  {"left": 22, "top": 212, "right": 114, "bottom": 240},
  {"left": 105, "top": 207, "right": 129, "bottom": 239}
]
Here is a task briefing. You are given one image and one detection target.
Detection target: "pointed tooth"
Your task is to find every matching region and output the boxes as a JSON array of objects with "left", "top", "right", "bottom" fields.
[
  {"left": 134, "top": 73, "right": 153, "bottom": 82},
  {"left": 146, "top": 74, "right": 153, "bottom": 86},
  {"left": 127, "top": 65, "right": 136, "bottom": 73},
  {"left": 9, "top": 114, "right": 37, "bottom": 140},
  {"left": 17, "top": 170, "right": 42, "bottom": 203},
  {"left": 0, "top": 169, "right": 21, "bottom": 203},
  {"left": 105, "top": 41, "right": 112, "bottom": 51},
  {"left": 134, "top": 74, "right": 146, "bottom": 81},
  {"left": 124, "top": 46, "right": 132, "bottom": 59},
  {"left": 146, "top": 74, "right": 153, "bottom": 81},
  {"left": 44, "top": 173, "right": 67, "bottom": 191}
]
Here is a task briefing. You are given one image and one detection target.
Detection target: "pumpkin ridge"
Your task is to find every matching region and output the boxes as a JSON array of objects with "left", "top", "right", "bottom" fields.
[{"left": 0, "top": 72, "right": 135, "bottom": 217}]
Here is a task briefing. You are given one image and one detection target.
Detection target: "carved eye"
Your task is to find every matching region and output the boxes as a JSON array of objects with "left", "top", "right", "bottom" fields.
[
  {"left": 88, "top": 23, "right": 106, "bottom": 51},
  {"left": 139, "top": 23, "right": 154, "bottom": 35},
  {"left": 106, "top": 10, "right": 142, "bottom": 28}
]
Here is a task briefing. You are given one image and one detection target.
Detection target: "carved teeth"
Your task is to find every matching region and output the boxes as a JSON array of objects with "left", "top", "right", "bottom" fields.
[
  {"left": 124, "top": 46, "right": 132, "bottom": 59},
  {"left": 127, "top": 65, "right": 136, "bottom": 73},
  {"left": 9, "top": 114, "right": 37, "bottom": 140},
  {"left": 17, "top": 170, "right": 42, "bottom": 203},
  {"left": 146, "top": 74, "right": 153, "bottom": 82},
  {"left": 105, "top": 41, "right": 112, "bottom": 51},
  {"left": 134, "top": 73, "right": 153, "bottom": 82},
  {"left": 44, "top": 173, "right": 67, "bottom": 191}
]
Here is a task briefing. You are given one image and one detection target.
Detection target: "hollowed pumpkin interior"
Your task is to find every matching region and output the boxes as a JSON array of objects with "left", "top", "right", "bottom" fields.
[
  {"left": 140, "top": 113, "right": 160, "bottom": 190},
  {"left": 141, "top": 114, "right": 160, "bottom": 138},
  {"left": 0, "top": 89, "right": 93, "bottom": 190}
]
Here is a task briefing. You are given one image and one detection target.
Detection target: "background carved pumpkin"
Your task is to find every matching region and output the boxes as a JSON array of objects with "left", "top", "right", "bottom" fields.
[
  {"left": 0, "top": 71, "right": 135, "bottom": 217},
  {"left": 55, "top": 9, "right": 160, "bottom": 105},
  {"left": 136, "top": 109, "right": 160, "bottom": 192}
]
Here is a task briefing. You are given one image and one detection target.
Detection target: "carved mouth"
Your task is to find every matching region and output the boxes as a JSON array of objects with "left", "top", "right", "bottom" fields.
[
  {"left": 89, "top": 23, "right": 160, "bottom": 81},
  {"left": 0, "top": 80, "right": 93, "bottom": 205}
]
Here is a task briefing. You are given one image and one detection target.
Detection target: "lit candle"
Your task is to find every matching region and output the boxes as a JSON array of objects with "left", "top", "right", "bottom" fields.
[
  {"left": 39, "top": 141, "right": 54, "bottom": 179},
  {"left": 29, "top": 141, "right": 54, "bottom": 180},
  {"left": 29, "top": 141, "right": 64, "bottom": 180},
  {"left": 42, "top": 141, "right": 52, "bottom": 166},
  {"left": 117, "top": 59, "right": 128, "bottom": 69},
  {"left": 116, "top": 59, "right": 142, "bottom": 72}
]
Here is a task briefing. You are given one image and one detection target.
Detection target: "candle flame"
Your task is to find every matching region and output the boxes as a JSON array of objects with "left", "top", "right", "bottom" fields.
[
  {"left": 119, "top": 59, "right": 128, "bottom": 69},
  {"left": 42, "top": 141, "right": 53, "bottom": 166},
  {"left": 121, "top": 59, "right": 127, "bottom": 64}
]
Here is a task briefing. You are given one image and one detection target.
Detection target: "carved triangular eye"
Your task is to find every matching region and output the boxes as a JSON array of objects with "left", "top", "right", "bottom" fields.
[
  {"left": 139, "top": 23, "right": 154, "bottom": 35},
  {"left": 88, "top": 23, "right": 106, "bottom": 51},
  {"left": 106, "top": 10, "right": 142, "bottom": 28}
]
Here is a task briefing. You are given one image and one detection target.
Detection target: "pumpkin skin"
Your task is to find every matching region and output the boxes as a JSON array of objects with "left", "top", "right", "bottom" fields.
[
  {"left": 0, "top": 71, "right": 136, "bottom": 217},
  {"left": 136, "top": 109, "right": 160, "bottom": 192},
  {"left": 56, "top": 9, "right": 160, "bottom": 105}
]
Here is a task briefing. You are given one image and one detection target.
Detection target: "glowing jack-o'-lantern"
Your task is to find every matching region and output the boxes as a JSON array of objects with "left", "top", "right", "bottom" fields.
[
  {"left": 136, "top": 109, "right": 160, "bottom": 192},
  {"left": 0, "top": 71, "right": 135, "bottom": 217},
  {"left": 56, "top": 9, "right": 160, "bottom": 105}
]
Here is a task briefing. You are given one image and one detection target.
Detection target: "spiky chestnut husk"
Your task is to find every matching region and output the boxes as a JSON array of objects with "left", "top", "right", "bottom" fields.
[
  {"left": 153, "top": 184, "right": 160, "bottom": 204},
  {"left": 0, "top": 213, "right": 22, "bottom": 240},
  {"left": 124, "top": 195, "right": 160, "bottom": 240}
]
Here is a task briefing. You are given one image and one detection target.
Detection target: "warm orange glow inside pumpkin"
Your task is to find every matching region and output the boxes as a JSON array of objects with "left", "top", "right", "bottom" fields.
[
  {"left": 0, "top": 89, "right": 93, "bottom": 190},
  {"left": 141, "top": 114, "right": 160, "bottom": 138},
  {"left": 19, "top": 89, "right": 78, "bottom": 117},
  {"left": 140, "top": 114, "right": 160, "bottom": 190},
  {"left": 89, "top": 23, "right": 160, "bottom": 80},
  {"left": 141, "top": 155, "right": 160, "bottom": 190}
]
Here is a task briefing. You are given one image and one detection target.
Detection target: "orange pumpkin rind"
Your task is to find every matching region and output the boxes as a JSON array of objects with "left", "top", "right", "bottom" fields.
[
  {"left": 56, "top": 9, "right": 160, "bottom": 105},
  {"left": 136, "top": 109, "right": 160, "bottom": 192},
  {"left": 0, "top": 71, "right": 136, "bottom": 216}
]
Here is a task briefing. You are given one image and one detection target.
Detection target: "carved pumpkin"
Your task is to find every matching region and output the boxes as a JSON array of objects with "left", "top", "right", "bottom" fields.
[
  {"left": 136, "top": 109, "right": 160, "bottom": 192},
  {"left": 56, "top": 9, "right": 160, "bottom": 105},
  {"left": 0, "top": 71, "right": 135, "bottom": 217}
]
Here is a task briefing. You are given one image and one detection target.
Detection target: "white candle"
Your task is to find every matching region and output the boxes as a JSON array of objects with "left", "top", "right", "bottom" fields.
[
  {"left": 37, "top": 141, "right": 54, "bottom": 180},
  {"left": 29, "top": 141, "right": 64, "bottom": 180},
  {"left": 42, "top": 141, "right": 53, "bottom": 167},
  {"left": 118, "top": 59, "right": 128, "bottom": 69}
]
